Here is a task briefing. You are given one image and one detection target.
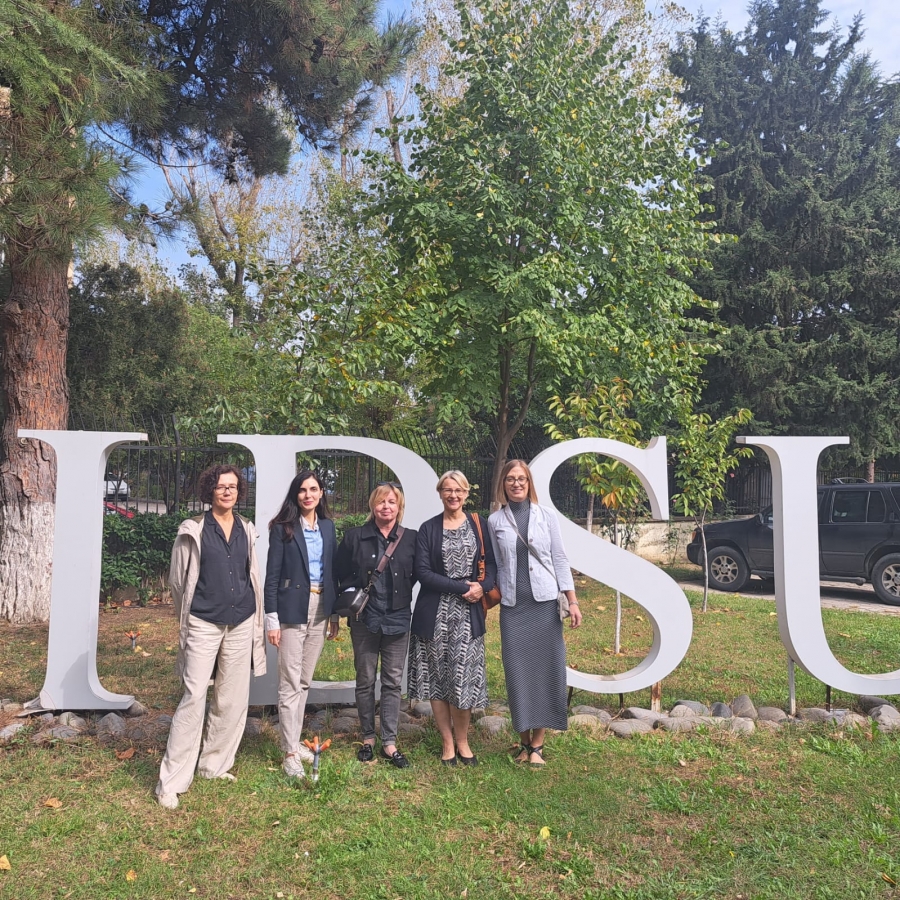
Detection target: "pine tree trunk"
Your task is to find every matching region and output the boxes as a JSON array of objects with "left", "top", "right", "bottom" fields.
[{"left": 0, "top": 252, "right": 70, "bottom": 623}]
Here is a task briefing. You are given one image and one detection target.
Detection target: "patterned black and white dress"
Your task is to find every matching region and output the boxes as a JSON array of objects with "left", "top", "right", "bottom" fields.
[{"left": 408, "top": 522, "right": 488, "bottom": 710}]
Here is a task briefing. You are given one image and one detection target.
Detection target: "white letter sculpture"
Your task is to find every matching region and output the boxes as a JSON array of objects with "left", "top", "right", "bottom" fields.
[
  {"left": 20, "top": 429, "right": 146, "bottom": 711},
  {"left": 530, "top": 438, "right": 693, "bottom": 693},
  {"left": 739, "top": 435, "right": 900, "bottom": 694},
  {"left": 221, "top": 435, "right": 442, "bottom": 705}
]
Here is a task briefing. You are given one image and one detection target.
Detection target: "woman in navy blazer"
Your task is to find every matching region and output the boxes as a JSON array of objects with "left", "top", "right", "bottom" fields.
[
  {"left": 410, "top": 470, "right": 497, "bottom": 765},
  {"left": 264, "top": 470, "right": 338, "bottom": 779}
]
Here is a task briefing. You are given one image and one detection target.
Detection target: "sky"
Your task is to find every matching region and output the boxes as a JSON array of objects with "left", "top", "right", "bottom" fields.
[{"left": 142, "top": 0, "right": 899, "bottom": 277}]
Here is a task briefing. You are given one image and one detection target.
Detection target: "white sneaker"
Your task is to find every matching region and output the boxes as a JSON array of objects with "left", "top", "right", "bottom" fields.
[
  {"left": 283, "top": 754, "right": 305, "bottom": 778},
  {"left": 157, "top": 792, "right": 179, "bottom": 809},
  {"left": 296, "top": 744, "right": 315, "bottom": 764}
]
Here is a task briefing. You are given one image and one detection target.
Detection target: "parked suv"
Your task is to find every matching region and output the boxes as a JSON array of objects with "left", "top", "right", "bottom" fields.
[{"left": 686, "top": 482, "right": 900, "bottom": 604}]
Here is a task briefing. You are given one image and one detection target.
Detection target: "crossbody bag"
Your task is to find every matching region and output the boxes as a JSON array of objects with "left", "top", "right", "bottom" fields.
[{"left": 333, "top": 527, "right": 406, "bottom": 620}]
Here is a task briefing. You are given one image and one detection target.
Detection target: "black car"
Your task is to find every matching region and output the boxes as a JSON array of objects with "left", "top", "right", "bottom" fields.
[{"left": 686, "top": 482, "right": 900, "bottom": 604}]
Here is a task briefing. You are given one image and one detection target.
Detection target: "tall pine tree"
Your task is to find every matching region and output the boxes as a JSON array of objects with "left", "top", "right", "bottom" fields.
[{"left": 671, "top": 0, "right": 900, "bottom": 474}]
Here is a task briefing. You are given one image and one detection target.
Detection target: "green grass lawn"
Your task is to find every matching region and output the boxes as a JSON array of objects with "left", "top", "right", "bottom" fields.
[{"left": 2, "top": 580, "right": 900, "bottom": 899}]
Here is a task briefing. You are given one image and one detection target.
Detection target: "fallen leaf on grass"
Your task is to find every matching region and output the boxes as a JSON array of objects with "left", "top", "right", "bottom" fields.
[
  {"left": 0, "top": 855, "right": 10, "bottom": 870},
  {"left": 44, "top": 797, "right": 63, "bottom": 809},
  {"left": 272, "top": 820, "right": 281, "bottom": 827},
  {"left": 141, "top": 652, "right": 151, "bottom": 658},
  {"left": 882, "top": 873, "right": 897, "bottom": 886},
  {"left": 678, "top": 759, "right": 687, "bottom": 768},
  {"left": 126, "top": 870, "right": 137, "bottom": 882},
  {"left": 159, "top": 851, "right": 171, "bottom": 862},
  {"left": 116, "top": 748, "right": 136, "bottom": 760},
  {"left": 539, "top": 826, "right": 551, "bottom": 840},
  {"left": 769, "top": 612, "right": 777, "bottom": 617},
  {"left": 635, "top": 615, "right": 644, "bottom": 621},
  {"left": 595, "top": 605, "right": 606, "bottom": 611},
  {"left": 188, "top": 889, "right": 196, "bottom": 894},
  {"left": 838, "top": 633, "right": 851, "bottom": 638}
]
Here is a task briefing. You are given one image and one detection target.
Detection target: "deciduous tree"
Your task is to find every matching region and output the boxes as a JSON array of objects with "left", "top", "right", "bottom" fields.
[{"left": 371, "top": 0, "right": 715, "bottom": 503}]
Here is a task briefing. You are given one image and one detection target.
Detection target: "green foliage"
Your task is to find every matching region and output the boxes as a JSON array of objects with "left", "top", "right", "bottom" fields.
[
  {"left": 101, "top": 512, "right": 181, "bottom": 595},
  {"left": 370, "top": 0, "right": 716, "bottom": 496},
  {"left": 334, "top": 512, "right": 369, "bottom": 542},
  {"left": 183, "top": 172, "right": 418, "bottom": 436},
  {"left": 68, "top": 262, "right": 261, "bottom": 422},
  {"left": 548, "top": 379, "right": 649, "bottom": 517},
  {"left": 0, "top": 0, "right": 160, "bottom": 267},
  {"left": 671, "top": 0, "right": 900, "bottom": 464}
]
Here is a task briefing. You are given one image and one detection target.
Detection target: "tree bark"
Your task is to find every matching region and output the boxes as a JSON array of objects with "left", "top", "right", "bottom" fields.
[
  {"left": 0, "top": 252, "right": 70, "bottom": 623},
  {"left": 867, "top": 456, "right": 875, "bottom": 483}
]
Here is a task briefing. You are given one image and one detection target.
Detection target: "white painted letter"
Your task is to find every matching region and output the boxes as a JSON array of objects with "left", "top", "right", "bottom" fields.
[
  {"left": 739, "top": 435, "right": 900, "bottom": 694},
  {"left": 530, "top": 438, "right": 693, "bottom": 694},
  {"left": 19, "top": 429, "right": 146, "bottom": 711}
]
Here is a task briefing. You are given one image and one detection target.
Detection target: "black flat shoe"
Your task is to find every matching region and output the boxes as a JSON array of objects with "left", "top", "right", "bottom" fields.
[
  {"left": 381, "top": 748, "right": 410, "bottom": 769},
  {"left": 456, "top": 753, "right": 479, "bottom": 766},
  {"left": 441, "top": 755, "right": 457, "bottom": 767},
  {"left": 357, "top": 743, "right": 375, "bottom": 762}
]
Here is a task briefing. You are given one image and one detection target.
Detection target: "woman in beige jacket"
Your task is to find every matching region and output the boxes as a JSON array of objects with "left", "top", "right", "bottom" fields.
[{"left": 155, "top": 464, "right": 267, "bottom": 809}]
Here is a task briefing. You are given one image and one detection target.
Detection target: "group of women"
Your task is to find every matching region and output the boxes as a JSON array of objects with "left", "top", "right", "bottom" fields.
[{"left": 156, "top": 459, "right": 582, "bottom": 806}]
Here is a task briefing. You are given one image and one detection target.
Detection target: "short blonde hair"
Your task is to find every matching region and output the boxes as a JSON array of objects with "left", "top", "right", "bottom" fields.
[
  {"left": 436, "top": 470, "right": 470, "bottom": 493},
  {"left": 367, "top": 483, "right": 405, "bottom": 524}
]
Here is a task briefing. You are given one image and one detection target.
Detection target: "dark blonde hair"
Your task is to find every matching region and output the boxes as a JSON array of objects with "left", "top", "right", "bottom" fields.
[
  {"left": 367, "top": 483, "right": 405, "bottom": 524},
  {"left": 436, "top": 469, "right": 470, "bottom": 493},
  {"left": 495, "top": 459, "right": 539, "bottom": 506}
]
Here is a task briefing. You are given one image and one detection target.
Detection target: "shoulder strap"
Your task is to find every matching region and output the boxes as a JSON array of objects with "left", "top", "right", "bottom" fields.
[
  {"left": 470, "top": 514, "right": 487, "bottom": 581},
  {"left": 373, "top": 526, "right": 405, "bottom": 576}
]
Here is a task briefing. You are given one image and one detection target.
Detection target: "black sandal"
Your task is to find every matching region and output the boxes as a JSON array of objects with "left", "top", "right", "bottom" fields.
[
  {"left": 529, "top": 745, "right": 546, "bottom": 767},
  {"left": 513, "top": 743, "right": 532, "bottom": 764}
]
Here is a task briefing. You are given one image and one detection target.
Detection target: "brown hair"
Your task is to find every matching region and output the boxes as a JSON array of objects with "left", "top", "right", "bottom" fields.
[
  {"left": 198, "top": 464, "right": 248, "bottom": 504},
  {"left": 495, "top": 459, "right": 539, "bottom": 506}
]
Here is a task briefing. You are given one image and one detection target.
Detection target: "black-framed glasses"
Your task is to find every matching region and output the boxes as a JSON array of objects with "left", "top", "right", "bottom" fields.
[
  {"left": 377, "top": 481, "right": 403, "bottom": 491},
  {"left": 504, "top": 476, "right": 529, "bottom": 485},
  {"left": 215, "top": 484, "right": 240, "bottom": 494}
]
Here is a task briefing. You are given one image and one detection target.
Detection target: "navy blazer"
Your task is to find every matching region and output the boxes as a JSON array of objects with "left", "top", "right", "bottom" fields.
[
  {"left": 412, "top": 512, "right": 497, "bottom": 641},
  {"left": 264, "top": 519, "right": 337, "bottom": 623}
]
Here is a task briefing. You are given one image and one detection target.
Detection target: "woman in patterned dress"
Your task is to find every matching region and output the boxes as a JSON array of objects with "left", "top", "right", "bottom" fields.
[
  {"left": 410, "top": 470, "right": 497, "bottom": 766},
  {"left": 489, "top": 460, "right": 582, "bottom": 767}
]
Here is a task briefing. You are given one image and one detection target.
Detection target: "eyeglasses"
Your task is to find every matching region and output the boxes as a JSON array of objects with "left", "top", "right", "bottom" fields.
[
  {"left": 504, "top": 476, "right": 529, "bottom": 485},
  {"left": 441, "top": 488, "right": 467, "bottom": 496},
  {"left": 377, "top": 481, "right": 403, "bottom": 491},
  {"left": 215, "top": 484, "right": 239, "bottom": 494}
]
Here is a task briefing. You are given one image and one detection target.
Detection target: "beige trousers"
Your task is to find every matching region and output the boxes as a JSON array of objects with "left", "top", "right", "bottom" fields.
[
  {"left": 156, "top": 613, "right": 254, "bottom": 797},
  {"left": 278, "top": 591, "right": 329, "bottom": 753}
]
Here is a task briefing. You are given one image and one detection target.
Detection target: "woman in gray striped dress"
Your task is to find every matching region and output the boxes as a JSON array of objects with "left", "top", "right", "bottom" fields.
[{"left": 489, "top": 460, "right": 582, "bottom": 766}]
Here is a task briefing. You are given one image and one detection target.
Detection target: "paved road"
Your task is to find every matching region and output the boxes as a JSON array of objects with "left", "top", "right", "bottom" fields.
[{"left": 677, "top": 576, "right": 900, "bottom": 617}]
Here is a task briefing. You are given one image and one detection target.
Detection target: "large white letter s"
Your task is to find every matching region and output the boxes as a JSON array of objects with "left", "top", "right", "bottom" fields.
[{"left": 530, "top": 438, "right": 693, "bottom": 694}]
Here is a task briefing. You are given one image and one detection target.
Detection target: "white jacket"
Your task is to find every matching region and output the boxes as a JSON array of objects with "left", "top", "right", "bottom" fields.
[
  {"left": 168, "top": 514, "right": 267, "bottom": 681},
  {"left": 488, "top": 503, "right": 575, "bottom": 606}
]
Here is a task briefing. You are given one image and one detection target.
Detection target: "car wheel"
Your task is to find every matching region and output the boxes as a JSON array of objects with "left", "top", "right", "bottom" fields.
[
  {"left": 705, "top": 546, "right": 750, "bottom": 592},
  {"left": 871, "top": 554, "right": 900, "bottom": 606}
]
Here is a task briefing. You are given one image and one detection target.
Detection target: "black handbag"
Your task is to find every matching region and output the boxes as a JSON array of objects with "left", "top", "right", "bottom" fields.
[{"left": 334, "top": 527, "right": 405, "bottom": 620}]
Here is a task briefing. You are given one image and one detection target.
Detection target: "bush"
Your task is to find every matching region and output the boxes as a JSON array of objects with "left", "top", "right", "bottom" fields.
[
  {"left": 102, "top": 512, "right": 182, "bottom": 598},
  {"left": 334, "top": 513, "right": 369, "bottom": 542}
]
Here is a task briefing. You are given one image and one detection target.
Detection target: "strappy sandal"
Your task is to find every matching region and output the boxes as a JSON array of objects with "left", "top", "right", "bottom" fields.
[
  {"left": 529, "top": 745, "right": 546, "bottom": 767},
  {"left": 513, "top": 743, "right": 532, "bottom": 764}
]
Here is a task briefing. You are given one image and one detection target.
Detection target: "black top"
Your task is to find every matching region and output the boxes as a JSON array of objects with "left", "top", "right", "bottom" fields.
[
  {"left": 264, "top": 519, "right": 338, "bottom": 623},
  {"left": 412, "top": 512, "right": 496, "bottom": 641},
  {"left": 335, "top": 520, "right": 418, "bottom": 632},
  {"left": 356, "top": 528, "right": 410, "bottom": 636},
  {"left": 508, "top": 500, "right": 535, "bottom": 602},
  {"left": 191, "top": 510, "right": 256, "bottom": 626}
]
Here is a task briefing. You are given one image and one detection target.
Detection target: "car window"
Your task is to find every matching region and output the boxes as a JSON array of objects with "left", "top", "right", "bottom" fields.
[
  {"left": 867, "top": 491, "right": 886, "bottom": 523},
  {"left": 831, "top": 490, "right": 867, "bottom": 523},
  {"left": 891, "top": 487, "right": 900, "bottom": 511}
]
